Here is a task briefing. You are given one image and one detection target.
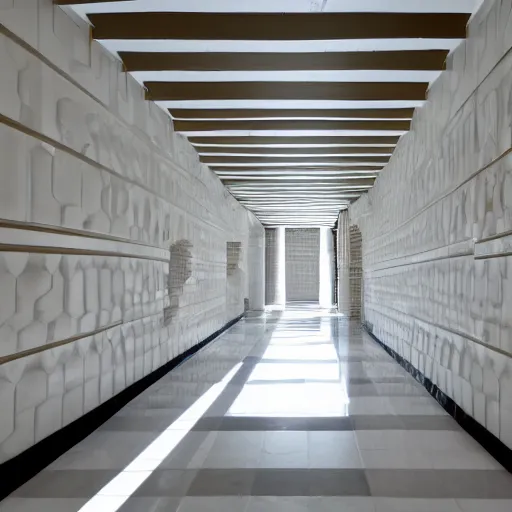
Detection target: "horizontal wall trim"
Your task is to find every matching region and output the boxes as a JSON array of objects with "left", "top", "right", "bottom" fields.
[
  {"left": 474, "top": 251, "right": 512, "bottom": 260},
  {"left": 0, "top": 219, "right": 164, "bottom": 252},
  {"left": 474, "top": 232, "right": 512, "bottom": 259},
  {"left": 363, "top": 325, "right": 512, "bottom": 473},
  {"left": 364, "top": 303, "right": 512, "bottom": 359},
  {"left": 0, "top": 226, "right": 169, "bottom": 261},
  {"left": 365, "top": 239, "right": 475, "bottom": 272},
  {"left": 0, "top": 312, "right": 246, "bottom": 500},
  {"left": 476, "top": 228, "right": 512, "bottom": 244},
  {"left": 0, "top": 321, "right": 123, "bottom": 366},
  {"left": 0, "top": 243, "right": 169, "bottom": 262}
]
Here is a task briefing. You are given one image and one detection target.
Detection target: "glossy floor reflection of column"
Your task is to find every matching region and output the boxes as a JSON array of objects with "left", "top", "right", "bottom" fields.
[{"left": 2, "top": 304, "right": 512, "bottom": 512}]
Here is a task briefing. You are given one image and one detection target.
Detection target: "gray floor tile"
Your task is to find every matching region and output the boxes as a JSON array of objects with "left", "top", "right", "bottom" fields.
[
  {"left": 350, "top": 416, "right": 407, "bottom": 430},
  {"left": 347, "top": 384, "right": 380, "bottom": 397},
  {"left": 190, "top": 416, "right": 224, "bottom": 431},
  {"left": 12, "top": 470, "right": 118, "bottom": 498},
  {"left": 400, "top": 416, "right": 460, "bottom": 431},
  {"left": 194, "top": 416, "right": 353, "bottom": 431},
  {"left": 366, "top": 469, "right": 450, "bottom": 498},
  {"left": 118, "top": 497, "right": 181, "bottom": 512},
  {"left": 187, "top": 469, "right": 256, "bottom": 496},
  {"left": 97, "top": 416, "right": 175, "bottom": 432},
  {"left": 308, "top": 431, "right": 363, "bottom": 469},
  {"left": 366, "top": 470, "right": 512, "bottom": 498},
  {"left": 251, "top": 469, "right": 370, "bottom": 496},
  {"left": 178, "top": 497, "right": 249, "bottom": 512},
  {"left": 247, "top": 496, "right": 310, "bottom": 512},
  {"left": 372, "top": 497, "right": 461, "bottom": 512},
  {"left": 350, "top": 415, "right": 461, "bottom": 431},
  {"left": 133, "top": 470, "right": 197, "bottom": 497},
  {"left": 201, "top": 431, "right": 265, "bottom": 468},
  {"left": 439, "top": 470, "right": 512, "bottom": 499}
]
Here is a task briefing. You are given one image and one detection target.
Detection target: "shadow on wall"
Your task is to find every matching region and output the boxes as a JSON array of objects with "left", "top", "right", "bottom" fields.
[{"left": 164, "top": 240, "right": 193, "bottom": 325}]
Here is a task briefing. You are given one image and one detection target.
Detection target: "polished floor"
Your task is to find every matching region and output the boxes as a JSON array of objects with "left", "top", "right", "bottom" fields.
[{"left": 2, "top": 305, "right": 512, "bottom": 512}]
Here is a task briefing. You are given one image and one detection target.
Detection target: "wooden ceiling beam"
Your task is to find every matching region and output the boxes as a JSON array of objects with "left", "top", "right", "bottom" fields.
[
  {"left": 212, "top": 165, "right": 383, "bottom": 172},
  {"left": 170, "top": 108, "right": 414, "bottom": 120},
  {"left": 222, "top": 178, "right": 375, "bottom": 187},
  {"left": 174, "top": 119, "right": 410, "bottom": 132},
  {"left": 224, "top": 181, "right": 375, "bottom": 187},
  {"left": 203, "top": 155, "right": 389, "bottom": 164},
  {"left": 55, "top": 0, "right": 131, "bottom": 4},
  {"left": 196, "top": 146, "right": 393, "bottom": 155},
  {"left": 90, "top": 12, "right": 469, "bottom": 40},
  {"left": 145, "top": 82, "right": 427, "bottom": 101},
  {"left": 121, "top": 51, "right": 448, "bottom": 72},
  {"left": 189, "top": 136, "right": 400, "bottom": 145}
]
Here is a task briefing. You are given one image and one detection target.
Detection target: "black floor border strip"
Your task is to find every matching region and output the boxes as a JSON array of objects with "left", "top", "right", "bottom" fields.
[
  {"left": 0, "top": 313, "right": 245, "bottom": 501},
  {"left": 363, "top": 322, "right": 512, "bottom": 473}
]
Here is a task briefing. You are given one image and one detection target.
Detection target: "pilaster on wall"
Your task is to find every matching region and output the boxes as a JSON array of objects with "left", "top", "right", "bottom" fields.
[
  {"left": 337, "top": 211, "right": 351, "bottom": 316},
  {"left": 319, "top": 227, "right": 334, "bottom": 308},
  {"left": 0, "top": 0, "right": 264, "bottom": 464},
  {"left": 264, "top": 227, "right": 286, "bottom": 306},
  {"left": 350, "top": 0, "right": 512, "bottom": 450}
]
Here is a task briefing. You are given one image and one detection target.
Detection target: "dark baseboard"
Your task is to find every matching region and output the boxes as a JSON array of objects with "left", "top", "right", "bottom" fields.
[
  {"left": 0, "top": 313, "right": 245, "bottom": 500},
  {"left": 363, "top": 323, "right": 512, "bottom": 473}
]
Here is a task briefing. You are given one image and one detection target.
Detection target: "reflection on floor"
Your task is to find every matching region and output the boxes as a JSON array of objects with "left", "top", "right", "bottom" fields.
[{"left": 2, "top": 304, "right": 512, "bottom": 512}]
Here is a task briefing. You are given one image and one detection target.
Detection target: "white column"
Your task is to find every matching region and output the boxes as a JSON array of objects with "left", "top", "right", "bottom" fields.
[
  {"left": 275, "top": 226, "right": 287, "bottom": 306},
  {"left": 319, "top": 227, "right": 334, "bottom": 308},
  {"left": 338, "top": 210, "right": 351, "bottom": 316}
]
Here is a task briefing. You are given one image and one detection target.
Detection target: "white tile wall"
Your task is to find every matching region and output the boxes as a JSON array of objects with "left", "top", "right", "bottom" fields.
[
  {"left": 350, "top": 0, "right": 512, "bottom": 450},
  {"left": 0, "top": 0, "right": 264, "bottom": 463}
]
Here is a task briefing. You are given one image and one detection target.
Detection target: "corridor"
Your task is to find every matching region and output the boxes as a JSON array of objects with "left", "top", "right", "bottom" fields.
[{"left": 2, "top": 305, "right": 512, "bottom": 512}]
